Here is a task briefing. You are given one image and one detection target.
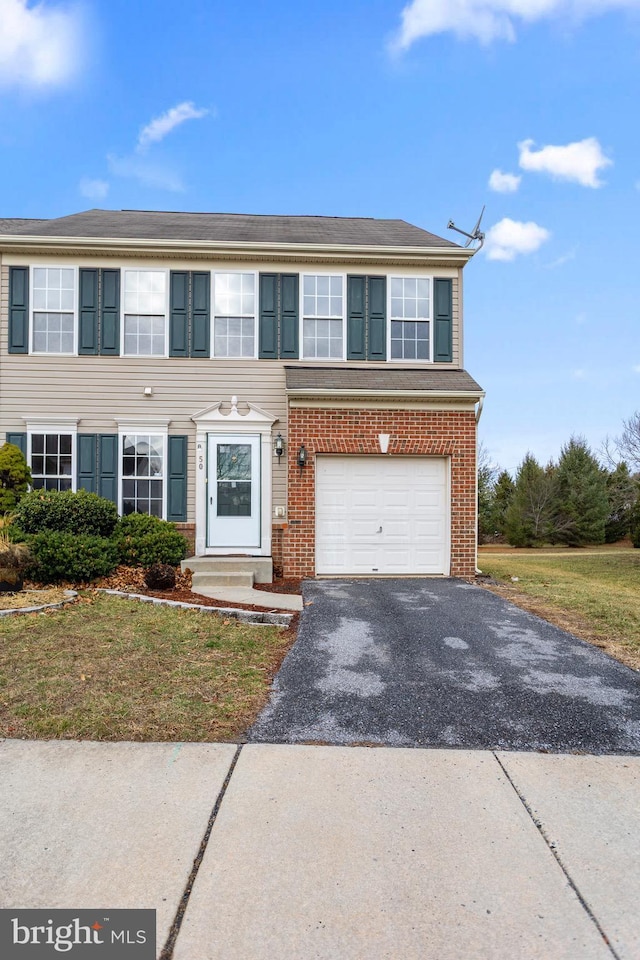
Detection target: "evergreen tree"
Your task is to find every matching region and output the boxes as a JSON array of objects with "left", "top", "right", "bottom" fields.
[
  {"left": 552, "top": 437, "right": 608, "bottom": 546},
  {"left": 605, "top": 462, "right": 638, "bottom": 543},
  {"left": 477, "top": 443, "right": 498, "bottom": 544},
  {"left": 505, "top": 454, "right": 554, "bottom": 547},
  {"left": 493, "top": 470, "right": 515, "bottom": 539},
  {"left": 0, "top": 443, "right": 32, "bottom": 514}
]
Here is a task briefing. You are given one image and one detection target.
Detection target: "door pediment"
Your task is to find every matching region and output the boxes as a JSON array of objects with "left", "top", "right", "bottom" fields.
[{"left": 192, "top": 397, "right": 277, "bottom": 429}]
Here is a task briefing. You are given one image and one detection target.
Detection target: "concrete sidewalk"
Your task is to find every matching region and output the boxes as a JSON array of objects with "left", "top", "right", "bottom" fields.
[{"left": 0, "top": 740, "right": 638, "bottom": 960}]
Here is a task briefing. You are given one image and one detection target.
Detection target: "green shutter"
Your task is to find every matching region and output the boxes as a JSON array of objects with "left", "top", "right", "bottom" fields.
[
  {"left": 9, "top": 267, "right": 29, "bottom": 354},
  {"left": 259, "top": 274, "right": 278, "bottom": 359},
  {"left": 169, "top": 271, "right": 189, "bottom": 357},
  {"left": 279, "top": 274, "right": 299, "bottom": 359},
  {"left": 78, "top": 269, "right": 99, "bottom": 355},
  {"left": 100, "top": 269, "right": 120, "bottom": 356},
  {"left": 6, "top": 432, "right": 26, "bottom": 456},
  {"left": 433, "top": 278, "right": 453, "bottom": 362},
  {"left": 77, "top": 434, "right": 97, "bottom": 493},
  {"left": 367, "top": 276, "right": 387, "bottom": 361},
  {"left": 167, "top": 435, "right": 188, "bottom": 522},
  {"left": 98, "top": 434, "right": 118, "bottom": 504},
  {"left": 347, "top": 275, "right": 366, "bottom": 360},
  {"left": 191, "top": 272, "right": 210, "bottom": 358}
]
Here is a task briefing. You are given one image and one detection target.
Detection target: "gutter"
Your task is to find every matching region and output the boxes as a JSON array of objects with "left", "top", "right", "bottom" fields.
[
  {"left": 0, "top": 234, "right": 474, "bottom": 264},
  {"left": 287, "top": 388, "right": 486, "bottom": 402}
]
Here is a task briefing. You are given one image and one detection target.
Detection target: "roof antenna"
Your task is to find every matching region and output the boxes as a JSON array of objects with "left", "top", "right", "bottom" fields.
[{"left": 447, "top": 206, "right": 485, "bottom": 250}]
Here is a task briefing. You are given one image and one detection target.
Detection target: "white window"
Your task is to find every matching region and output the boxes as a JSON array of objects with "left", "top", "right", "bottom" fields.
[
  {"left": 121, "top": 433, "right": 165, "bottom": 517},
  {"left": 390, "top": 277, "right": 431, "bottom": 361},
  {"left": 213, "top": 272, "right": 256, "bottom": 357},
  {"left": 31, "top": 267, "right": 76, "bottom": 354},
  {"left": 123, "top": 270, "right": 167, "bottom": 356},
  {"left": 302, "top": 274, "right": 344, "bottom": 359},
  {"left": 30, "top": 433, "right": 74, "bottom": 491}
]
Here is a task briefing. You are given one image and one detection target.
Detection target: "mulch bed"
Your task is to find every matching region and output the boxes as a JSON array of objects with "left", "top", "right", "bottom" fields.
[{"left": 95, "top": 567, "right": 301, "bottom": 613}]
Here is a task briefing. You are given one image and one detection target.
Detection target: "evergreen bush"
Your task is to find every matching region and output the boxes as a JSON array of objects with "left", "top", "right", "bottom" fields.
[
  {"left": 112, "top": 513, "right": 187, "bottom": 567},
  {"left": 15, "top": 489, "right": 119, "bottom": 537},
  {"left": 26, "top": 531, "right": 118, "bottom": 583}
]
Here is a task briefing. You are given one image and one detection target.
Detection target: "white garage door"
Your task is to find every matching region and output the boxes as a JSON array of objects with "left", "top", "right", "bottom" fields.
[{"left": 315, "top": 456, "right": 449, "bottom": 575}]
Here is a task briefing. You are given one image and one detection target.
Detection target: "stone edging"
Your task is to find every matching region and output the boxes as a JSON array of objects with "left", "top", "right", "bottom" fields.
[
  {"left": 0, "top": 590, "right": 78, "bottom": 618},
  {"left": 95, "top": 589, "right": 293, "bottom": 626}
]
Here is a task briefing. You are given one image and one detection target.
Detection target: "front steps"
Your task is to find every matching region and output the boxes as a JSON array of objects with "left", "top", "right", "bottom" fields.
[
  {"left": 181, "top": 556, "right": 274, "bottom": 593},
  {"left": 180, "top": 556, "right": 303, "bottom": 612}
]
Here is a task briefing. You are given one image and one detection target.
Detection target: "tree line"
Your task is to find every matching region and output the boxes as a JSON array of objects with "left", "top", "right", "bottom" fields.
[{"left": 479, "top": 412, "right": 640, "bottom": 548}]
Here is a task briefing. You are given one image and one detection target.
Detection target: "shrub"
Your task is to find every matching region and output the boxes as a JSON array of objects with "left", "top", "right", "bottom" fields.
[
  {"left": 16, "top": 489, "right": 119, "bottom": 537},
  {"left": 0, "top": 443, "right": 32, "bottom": 513},
  {"left": 144, "top": 563, "right": 177, "bottom": 591},
  {"left": 112, "top": 513, "right": 187, "bottom": 567},
  {"left": 26, "top": 531, "right": 118, "bottom": 584}
]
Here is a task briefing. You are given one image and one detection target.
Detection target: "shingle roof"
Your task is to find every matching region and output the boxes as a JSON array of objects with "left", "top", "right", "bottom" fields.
[
  {"left": 0, "top": 218, "right": 48, "bottom": 233},
  {"left": 1, "top": 209, "right": 459, "bottom": 248},
  {"left": 285, "top": 367, "right": 483, "bottom": 394}
]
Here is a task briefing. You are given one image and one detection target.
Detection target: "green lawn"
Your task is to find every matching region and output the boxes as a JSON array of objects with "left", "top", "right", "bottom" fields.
[
  {"left": 478, "top": 546, "right": 640, "bottom": 669},
  {"left": 0, "top": 594, "right": 294, "bottom": 741}
]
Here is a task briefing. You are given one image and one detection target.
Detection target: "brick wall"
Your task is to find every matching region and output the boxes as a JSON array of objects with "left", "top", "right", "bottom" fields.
[{"left": 284, "top": 406, "right": 477, "bottom": 579}]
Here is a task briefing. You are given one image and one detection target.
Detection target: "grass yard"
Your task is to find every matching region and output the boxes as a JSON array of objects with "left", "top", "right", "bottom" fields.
[
  {"left": 0, "top": 593, "right": 295, "bottom": 742},
  {"left": 478, "top": 546, "right": 640, "bottom": 671}
]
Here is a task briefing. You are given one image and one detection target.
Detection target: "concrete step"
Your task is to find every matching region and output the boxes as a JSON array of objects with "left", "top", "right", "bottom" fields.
[
  {"left": 182, "top": 556, "right": 273, "bottom": 584},
  {"left": 192, "top": 572, "right": 255, "bottom": 589}
]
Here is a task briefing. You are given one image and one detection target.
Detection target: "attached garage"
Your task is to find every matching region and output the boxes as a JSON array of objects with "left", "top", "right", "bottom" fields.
[{"left": 315, "top": 455, "right": 450, "bottom": 576}]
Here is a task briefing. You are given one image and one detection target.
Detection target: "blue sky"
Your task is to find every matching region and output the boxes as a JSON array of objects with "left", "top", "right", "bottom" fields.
[{"left": 1, "top": 0, "right": 639, "bottom": 474}]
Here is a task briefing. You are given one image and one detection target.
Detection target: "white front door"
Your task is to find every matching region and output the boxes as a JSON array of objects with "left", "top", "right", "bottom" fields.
[{"left": 207, "top": 434, "right": 261, "bottom": 549}]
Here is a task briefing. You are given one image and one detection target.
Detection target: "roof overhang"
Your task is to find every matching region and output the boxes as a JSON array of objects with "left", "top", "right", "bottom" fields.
[
  {"left": 0, "top": 234, "right": 475, "bottom": 266},
  {"left": 286, "top": 387, "right": 485, "bottom": 401}
]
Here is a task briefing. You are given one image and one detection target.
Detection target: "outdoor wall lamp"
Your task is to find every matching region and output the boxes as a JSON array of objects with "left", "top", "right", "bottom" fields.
[
  {"left": 274, "top": 433, "right": 285, "bottom": 461},
  {"left": 297, "top": 444, "right": 307, "bottom": 470}
]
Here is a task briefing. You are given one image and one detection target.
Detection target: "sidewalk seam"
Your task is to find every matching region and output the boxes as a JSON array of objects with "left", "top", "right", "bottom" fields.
[
  {"left": 493, "top": 752, "right": 621, "bottom": 960},
  {"left": 159, "top": 744, "right": 243, "bottom": 960}
]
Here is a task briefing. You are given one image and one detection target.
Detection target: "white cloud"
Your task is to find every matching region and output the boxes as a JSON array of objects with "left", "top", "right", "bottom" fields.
[
  {"left": 79, "top": 177, "right": 109, "bottom": 200},
  {"left": 391, "top": 0, "right": 640, "bottom": 49},
  {"left": 137, "top": 101, "right": 209, "bottom": 153},
  {"left": 518, "top": 137, "right": 612, "bottom": 187},
  {"left": 484, "top": 217, "right": 551, "bottom": 261},
  {"left": 488, "top": 169, "right": 521, "bottom": 193},
  {"left": 0, "top": 0, "right": 84, "bottom": 88},
  {"left": 107, "top": 154, "right": 185, "bottom": 192}
]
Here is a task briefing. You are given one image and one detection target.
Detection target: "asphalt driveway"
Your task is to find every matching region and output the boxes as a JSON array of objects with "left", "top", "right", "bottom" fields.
[{"left": 249, "top": 578, "right": 640, "bottom": 752}]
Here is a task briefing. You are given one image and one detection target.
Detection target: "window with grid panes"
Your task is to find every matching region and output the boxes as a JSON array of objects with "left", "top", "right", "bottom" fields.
[
  {"left": 32, "top": 268, "right": 76, "bottom": 353},
  {"left": 213, "top": 273, "right": 256, "bottom": 357},
  {"left": 302, "top": 275, "right": 343, "bottom": 359},
  {"left": 390, "top": 277, "right": 431, "bottom": 360},
  {"left": 30, "top": 434, "right": 73, "bottom": 491},
  {"left": 123, "top": 271, "right": 167, "bottom": 356},
  {"left": 121, "top": 434, "right": 164, "bottom": 517}
]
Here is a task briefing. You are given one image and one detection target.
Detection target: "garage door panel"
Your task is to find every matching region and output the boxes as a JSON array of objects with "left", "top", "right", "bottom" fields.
[{"left": 316, "top": 456, "right": 449, "bottom": 576}]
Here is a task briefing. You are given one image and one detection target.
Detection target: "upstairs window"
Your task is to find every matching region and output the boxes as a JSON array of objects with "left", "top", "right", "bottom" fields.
[
  {"left": 390, "top": 277, "right": 431, "bottom": 361},
  {"left": 213, "top": 272, "right": 256, "bottom": 357},
  {"left": 31, "top": 267, "right": 76, "bottom": 354},
  {"left": 302, "top": 274, "right": 343, "bottom": 359},
  {"left": 123, "top": 271, "right": 167, "bottom": 356}
]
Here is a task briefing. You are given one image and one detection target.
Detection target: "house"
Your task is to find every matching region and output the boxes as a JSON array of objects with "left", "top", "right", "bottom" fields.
[{"left": 0, "top": 209, "right": 484, "bottom": 579}]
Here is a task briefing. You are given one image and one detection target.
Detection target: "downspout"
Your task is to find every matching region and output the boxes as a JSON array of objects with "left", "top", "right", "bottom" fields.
[{"left": 475, "top": 396, "right": 485, "bottom": 575}]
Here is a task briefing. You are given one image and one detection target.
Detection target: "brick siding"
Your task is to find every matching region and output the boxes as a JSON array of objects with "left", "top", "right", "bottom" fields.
[{"left": 283, "top": 406, "right": 477, "bottom": 579}]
